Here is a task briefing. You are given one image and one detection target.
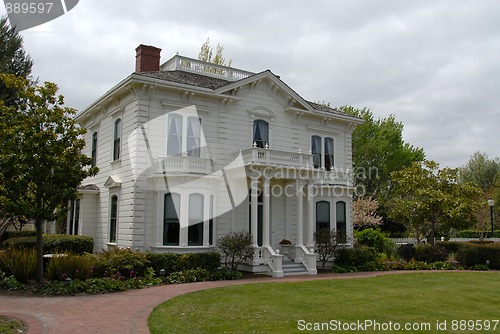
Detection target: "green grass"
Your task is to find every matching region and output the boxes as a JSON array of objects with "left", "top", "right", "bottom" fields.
[
  {"left": 0, "top": 315, "right": 26, "bottom": 334},
  {"left": 148, "top": 272, "right": 500, "bottom": 333}
]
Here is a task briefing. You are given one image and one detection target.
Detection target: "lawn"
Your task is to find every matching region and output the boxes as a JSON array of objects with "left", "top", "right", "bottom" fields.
[{"left": 148, "top": 272, "right": 500, "bottom": 333}]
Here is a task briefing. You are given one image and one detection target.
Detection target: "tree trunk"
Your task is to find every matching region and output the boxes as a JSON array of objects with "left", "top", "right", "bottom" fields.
[
  {"left": 429, "top": 222, "right": 436, "bottom": 246},
  {"left": 35, "top": 219, "right": 44, "bottom": 285}
]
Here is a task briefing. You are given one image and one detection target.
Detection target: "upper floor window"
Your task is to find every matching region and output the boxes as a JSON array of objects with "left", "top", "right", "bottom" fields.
[
  {"left": 91, "top": 132, "right": 98, "bottom": 167},
  {"left": 311, "top": 135, "right": 335, "bottom": 170},
  {"left": 113, "top": 119, "right": 122, "bottom": 161},
  {"left": 253, "top": 119, "right": 269, "bottom": 148},
  {"left": 166, "top": 114, "right": 201, "bottom": 157}
]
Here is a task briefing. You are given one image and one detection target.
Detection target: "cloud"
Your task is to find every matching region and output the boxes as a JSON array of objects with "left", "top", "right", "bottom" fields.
[{"left": 4, "top": 0, "right": 499, "bottom": 168}]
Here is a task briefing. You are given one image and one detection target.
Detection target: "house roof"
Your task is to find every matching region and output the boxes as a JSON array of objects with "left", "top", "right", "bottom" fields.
[
  {"left": 135, "top": 69, "right": 360, "bottom": 121},
  {"left": 137, "top": 70, "right": 231, "bottom": 90}
]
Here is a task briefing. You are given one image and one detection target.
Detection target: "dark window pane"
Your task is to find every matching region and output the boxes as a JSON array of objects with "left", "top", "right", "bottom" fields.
[
  {"left": 163, "top": 193, "right": 180, "bottom": 245},
  {"left": 316, "top": 201, "right": 330, "bottom": 232},
  {"left": 311, "top": 135, "right": 321, "bottom": 169},
  {"left": 253, "top": 120, "right": 269, "bottom": 148}
]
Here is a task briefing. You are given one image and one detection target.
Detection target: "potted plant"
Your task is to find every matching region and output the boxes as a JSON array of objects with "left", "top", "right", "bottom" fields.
[{"left": 279, "top": 239, "right": 292, "bottom": 259}]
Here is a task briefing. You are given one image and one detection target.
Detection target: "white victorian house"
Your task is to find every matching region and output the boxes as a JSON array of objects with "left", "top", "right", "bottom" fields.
[{"left": 71, "top": 44, "right": 362, "bottom": 277}]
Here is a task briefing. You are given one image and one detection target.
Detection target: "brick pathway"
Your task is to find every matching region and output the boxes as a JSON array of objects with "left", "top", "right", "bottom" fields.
[{"left": 0, "top": 271, "right": 459, "bottom": 334}]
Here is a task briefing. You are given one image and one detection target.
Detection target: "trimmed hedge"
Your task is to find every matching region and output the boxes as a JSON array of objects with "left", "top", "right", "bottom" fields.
[
  {"left": 455, "top": 230, "right": 500, "bottom": 238},
  {"left": 414, "top": 245, "right": 449, "bottom": 263},
  {"left": 435, "top": 241, "right": 463, "bottom": 254},
  {"left": 2, "top": 234, "right": 94, "bottom": 254},
  {"left": 0, "top": 230, "right": 37, "bottom": 244},
  {"left": 455, "top": 242, "right": 500, "bottom": 269},
  {"left": 146, "top": 252, "right": 221, "bottom": 276}
]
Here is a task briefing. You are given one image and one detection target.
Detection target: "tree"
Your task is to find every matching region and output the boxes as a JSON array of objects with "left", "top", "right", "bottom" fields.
[
  {"left": 314, "top": 228, "right": 348, "bottom": 270},
  {"left": 217, "top": 231, "right": 254, "bottom": 270},
  {"left": 340, "top": 106, "right": 425, "bottom": 203},
  {"left": 352, "top": 197, "right": 383, "bottom": 231},
  {"left": 459, "top": 151, "right": 500, "bottom": 192},
  {"left": 0, "top": 74, "right": 98, "bottom": 284},
  {"left": 198, "top": 37, "right": 232, "bottom": 66},
  {"left": 0, "top": 16, "right": 33, "bottom": 105},
  {"left": 389, "top": 160, "right": 481, "bottom": 245}
]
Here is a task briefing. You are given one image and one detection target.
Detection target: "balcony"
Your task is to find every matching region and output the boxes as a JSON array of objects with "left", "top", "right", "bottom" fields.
[
  {"left": 154, "top": 156, "right": 212, "bottom": 175},
  {"left": 241, "top": 147, "right": 313, "bottom": 169}
]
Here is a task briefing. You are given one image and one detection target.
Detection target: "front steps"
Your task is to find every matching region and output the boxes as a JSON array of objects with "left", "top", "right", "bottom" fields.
[{"left": 282, "top": 261, "right": 308, "bottom": 276}]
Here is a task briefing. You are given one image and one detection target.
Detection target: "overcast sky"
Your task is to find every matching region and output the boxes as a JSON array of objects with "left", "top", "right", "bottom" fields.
[{"left": 3, "top": 0, "right": 499, "bottom": 168}]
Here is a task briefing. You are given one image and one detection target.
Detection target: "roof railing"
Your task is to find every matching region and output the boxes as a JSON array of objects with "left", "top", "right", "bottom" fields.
[{"left": 160, "top": 55, "right": 254, "bottom": 81}]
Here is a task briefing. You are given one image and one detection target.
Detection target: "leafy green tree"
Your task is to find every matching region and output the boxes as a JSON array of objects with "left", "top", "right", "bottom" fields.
[
  {"left": 459, "top": 151, "right": 500, "bottom": 192},
  {"left": 0, "top": 74, "right": 98, "bottom": 284},
  {"left": 389, "top": 160, "right": 481, "bottom": 245},
  {"left": 0, "top": 16, "right": 33, "bottom": 105},
  {"left": 198, "top": 37, "right": 232, "bottom": 66},
  {"left": 340, "top": 106, "right": 425, "bottom": 203}
]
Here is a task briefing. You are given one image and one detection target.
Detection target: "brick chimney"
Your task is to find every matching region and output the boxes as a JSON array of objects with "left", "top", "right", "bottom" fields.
[{"left": 135, "top": 44, "right": 162, "bottom": 72}]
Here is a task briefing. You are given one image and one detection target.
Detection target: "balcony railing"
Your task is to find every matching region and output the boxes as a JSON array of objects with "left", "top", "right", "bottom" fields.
[
  {"left": 155, "top": 156, "right": 212, "bottom": 175},
  {"left": 161, "top": 55, "right": 254, "bottom": 81},
  {"left": 241, "top": 147, "right": 313, "bottom": 168}
]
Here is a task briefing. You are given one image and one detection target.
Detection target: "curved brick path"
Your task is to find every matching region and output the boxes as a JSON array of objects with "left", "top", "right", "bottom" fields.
[{"left": 0, "top": 271, "right": 479, "bottom": 333}]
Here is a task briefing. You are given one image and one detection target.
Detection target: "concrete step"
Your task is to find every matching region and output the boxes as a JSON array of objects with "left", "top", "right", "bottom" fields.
[{"left": 282, "top": 261, "right": 308, "bottom": 276}]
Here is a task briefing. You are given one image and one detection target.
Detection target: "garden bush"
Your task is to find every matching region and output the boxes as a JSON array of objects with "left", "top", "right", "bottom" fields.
[
  {"left": 145, "top": 252, "right": 221, "bottom": 276},
  {"left": 3, "top": 234, "right": 93, "bottom": 254},
  {"left": 45, "top": 254, "right": 93, "bottom": 281},
  {"left": 167, "top": 268, "right": 211, "bottom": 284},
  {"left": 390, "top": 260, "right": 455, "bottom": 270},
  {"left": 414, "top": 244, "right": 449, "bottom": 263},
  {"left": 0, "top": 230, "right": 36, "bottom": 244},
  {"left": 455, "top": 242, "right": 500, "bottom": 269},
  {"left": 397, "top": 244, "right": 416, "bottom": 262},
  {"left": 88, "top": 248, "right": 150, "bottom": 279},
  {"left": 333, "top": 246, "right": 386, "bottom": 273},
  {"left": 455, "top": 230, "right": 500, "bottom": 238},
  {"left": 355, "top": 228, "right": 388, "bottom": 253},
  {"left": 435, "top": 241, "right": 463, "bottom": 254},
  {"left": 0, "top": 249, "right": 36, "bottom": 282}
]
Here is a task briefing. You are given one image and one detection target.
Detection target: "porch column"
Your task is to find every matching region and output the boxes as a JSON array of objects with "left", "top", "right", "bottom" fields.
[
  {"left": 306, "top": 182, "right": 315, "bottom": 247},
  {"left": 262, "top": 177, "right": 270, "bottom": 247},
  {"left": 250, "top": 176, "right": 259, "bottom": 246},
  {"left": 297, "top": 181, "right": 304, "bottom": 246}
]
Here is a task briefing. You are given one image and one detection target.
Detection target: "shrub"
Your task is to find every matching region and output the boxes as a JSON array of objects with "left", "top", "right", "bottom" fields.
[
  {"left": 3, "top": 234, "right": 93, "bottom": 254},
  {"left": 217, "top": 231, "right": 254, "bottom": 270},
  {"left": 88, "top": 248, "right": 150, "bottom": 279},
  {"left": 355, "top": 229, "right": 387, "bottom": 253},
  {"left": 0, "top": 230, "right": 36, "bottom": 244},
  {"left": 167, "top": 268, "right": 211, "bottom": 284},
  {"left": 456, "top": 230, "right": 500, "bottom": 238},
  {"left": 0, "top": 249, "right": 36, "bottom": 282},
  {"left": 455, "top": 242, "right": 500, "bottom": 269},
  {"left": 397, "top": 244, "right": 416, "bottom": 262},
  {"left": 414, "top": 245, "right": 449, "bottom": 263},
  {"left": 435, "top": 241, "right": 463, "bottom": 254},
  {"left": 145, "top": 252, "right": 180, "bottom": 276},
  {"left": 211, "top": 267, "right": 243, "bottom": 280},
  {"left": 333, "top": 246, "right": 386, "bottom": 273},
  {"left": 0, "top": 271, "right": 24, "bottom": 290},
  {"left": 145, "top": 252, "right": 221, "bottom": 276},
  {"left": 45, "top": 254, "right": 93, "bottom": 281}
]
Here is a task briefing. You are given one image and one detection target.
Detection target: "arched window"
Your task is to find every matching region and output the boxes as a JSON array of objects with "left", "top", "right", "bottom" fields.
[
  {"left": 316, "top": 201, "right": 330, "bottom": 232},
  {"left": 336, "top": 201, "right": 347, "bottom": 243},
  {"left": 253, "top": 119, "right": 269, "bottom": 148},
  {"left": 91, "top": 132, "right": 98, "bottom": 167},
  {"left": 188, "top": 193, "right": 204, "bottom": 246},
  {"left": 113, "top": 119, "right": 121, "bottom": 160},
  {"left": 110, "top": 195, "right": 118, "bottom": 243},
  {"left": 163, "top": 193, "right": 180, "bottom": 245}
]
